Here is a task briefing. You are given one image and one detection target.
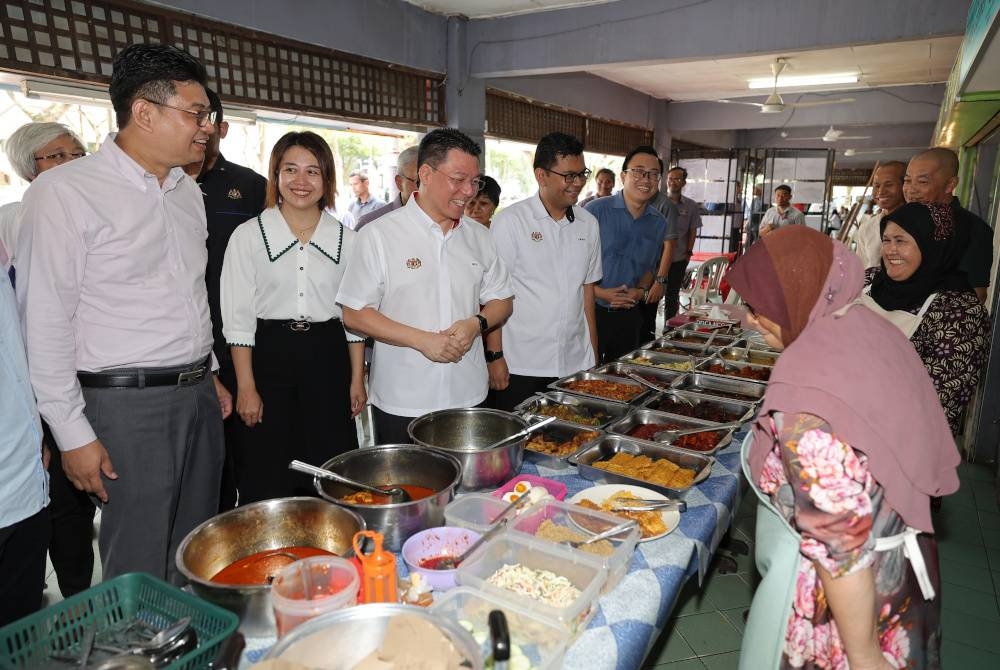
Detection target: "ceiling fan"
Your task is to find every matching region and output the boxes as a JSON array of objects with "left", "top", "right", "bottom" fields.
[
  {"left": 717, "top": 58, "right": 856, "bottom": 114},
  {"left": 786, "top": 126, "right": 872, "bottom": 142}
]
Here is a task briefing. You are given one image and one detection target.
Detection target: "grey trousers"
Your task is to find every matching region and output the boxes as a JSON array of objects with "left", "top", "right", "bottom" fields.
[{"left": 82, "top": 372, "right": 224, "bottom": 584}]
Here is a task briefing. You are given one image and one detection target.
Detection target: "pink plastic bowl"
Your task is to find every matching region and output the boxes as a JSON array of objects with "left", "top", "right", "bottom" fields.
[{"left": 401, "top": 526, "right": 482, "bottom": 591}]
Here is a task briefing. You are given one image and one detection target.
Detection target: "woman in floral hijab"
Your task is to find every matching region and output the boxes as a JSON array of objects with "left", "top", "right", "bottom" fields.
[{"left": 729, "top": 226, "right": 958, "bottom": 670}]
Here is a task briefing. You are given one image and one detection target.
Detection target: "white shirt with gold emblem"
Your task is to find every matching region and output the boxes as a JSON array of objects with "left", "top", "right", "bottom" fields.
[
  {"left": 336, "top": 194, "right": 513, "bottom": 416},
  {"left": 221, "top": 207, "right": 363, "bottom": 346},
  {"left": 490, "top": 193, "right": 602, "bottom": 377}
]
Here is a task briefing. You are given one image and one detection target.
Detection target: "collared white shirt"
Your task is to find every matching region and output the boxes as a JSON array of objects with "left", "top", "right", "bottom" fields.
[
  {"left": 490, "top": 194, "right": 602, "bottom": 376},
  {"left": 221, "top": 207, "right": 363, "bottom": 346},
  {"left": 16, "top": 134, "right": 214, "bottom": 452},
  {"left": 854, "top": 211, "right": 885, "bottom": 270},
  {"left": 0, "top": 201, "right": 21, "bottom": 266},
  {"left": 337, "top": 194, "right": 513, "bottom": 416}
]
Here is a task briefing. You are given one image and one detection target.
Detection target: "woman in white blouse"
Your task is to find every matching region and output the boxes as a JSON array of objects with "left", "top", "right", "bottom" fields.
[{"left": 221, "top": 131, "right": 365, "bottom": 503}]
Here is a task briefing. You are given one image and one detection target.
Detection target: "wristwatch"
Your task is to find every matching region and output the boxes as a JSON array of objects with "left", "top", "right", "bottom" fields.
[
  {"left": 475, "top": 314, "right": 488, "bottom": 332},
  {"left": 655, "top": 275, "right": 668, "bottom": 285},
  {"left": 485, "top": 350, "right": 504, "bottom": 362}
]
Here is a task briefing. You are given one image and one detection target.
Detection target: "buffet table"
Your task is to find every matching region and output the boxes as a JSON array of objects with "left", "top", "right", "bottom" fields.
[{"left": 240, "top": 435, "right": 747, "bottom": 669}]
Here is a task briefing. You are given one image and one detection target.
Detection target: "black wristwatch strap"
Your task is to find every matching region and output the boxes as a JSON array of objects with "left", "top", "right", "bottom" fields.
[
  {"left": 485, "top": 350, "right": 504, "bottom": 362},
  {"left": 476, "top": 314, "right": 488, "bottom": 332}
]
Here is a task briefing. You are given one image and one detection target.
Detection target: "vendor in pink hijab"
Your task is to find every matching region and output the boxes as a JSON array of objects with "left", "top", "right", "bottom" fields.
[{"left": 730, "top": 226, "right": 958, "bottom": 670}]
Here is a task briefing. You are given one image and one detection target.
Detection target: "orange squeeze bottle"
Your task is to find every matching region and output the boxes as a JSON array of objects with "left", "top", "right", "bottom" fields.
[{"left": 352, "top": 530, "right": 398, "bottom": 604}]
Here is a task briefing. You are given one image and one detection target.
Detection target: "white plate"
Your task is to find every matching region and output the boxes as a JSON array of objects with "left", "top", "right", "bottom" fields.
[{"left": 567, "top": 484, "right": 680, "bottom": 542}]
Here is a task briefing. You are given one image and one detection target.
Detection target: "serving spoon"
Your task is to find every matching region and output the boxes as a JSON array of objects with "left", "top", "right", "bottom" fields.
[
  {"left": 561, "top": 520, "right": 637, "bottom": 548},
  {"left": 289, "top": 460, "right": 412, "bottom": 503}
]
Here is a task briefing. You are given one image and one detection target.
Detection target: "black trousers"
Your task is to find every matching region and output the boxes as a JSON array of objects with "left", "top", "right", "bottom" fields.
[
  {"left": 596, "top": 307, "right": 643, "bottom": 362},
  {"left": 215, "top": 350, "right": 239, "bottom": 512},
  {"left": 233, "top": 319, "right": 358, "bottom": 504},
  {"left": 46, "top": 438, "right": 96, "bottom": 597},
  {"left": 491, "top": 374, "right": 557, "bottom": 412},
  {"left": 0, "top": 507, "right": 50, "bottom": 626},
  {"left": 663, "top": 259, "right": 690, "bottom": 322}
]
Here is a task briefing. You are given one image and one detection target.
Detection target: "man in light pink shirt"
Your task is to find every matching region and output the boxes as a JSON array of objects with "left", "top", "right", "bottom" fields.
[{"left": 16, "top": 44, "right": 232, "bottom": 584}]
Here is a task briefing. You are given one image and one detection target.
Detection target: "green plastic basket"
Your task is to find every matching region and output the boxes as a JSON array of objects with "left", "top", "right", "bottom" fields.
[{"left": 0, "top": 572, "right": 239, "bottom": 669}]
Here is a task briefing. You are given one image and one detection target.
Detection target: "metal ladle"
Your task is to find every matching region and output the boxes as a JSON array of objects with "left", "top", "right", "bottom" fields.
[
  {"left": 289, "top": 460, "right": 412, "bottom": 503},
  {"left": 479, "top": 415, "right": 557, "bottom": 451}
]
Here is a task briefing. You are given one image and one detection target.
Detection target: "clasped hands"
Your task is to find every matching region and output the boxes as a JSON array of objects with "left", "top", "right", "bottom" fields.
[{"left": 419, "top": 317, "right": 480, "bottom": 363}]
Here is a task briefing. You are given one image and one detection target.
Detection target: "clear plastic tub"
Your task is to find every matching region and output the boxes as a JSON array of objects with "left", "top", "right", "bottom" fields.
[
  {"left": 430, "top": 586, "right": 571, "bottom": 670},
  {"left": 507, "top": 499, "right": 638, "bottom": 592},
  {"left": 445, "top": 493, "right": 513, "bottom": 534},
  {"left": 270, "top": 556, "right": 360, "bottom": 638},
  {"left": 456, "top": 534, "right": 607, "bottom": 635}
]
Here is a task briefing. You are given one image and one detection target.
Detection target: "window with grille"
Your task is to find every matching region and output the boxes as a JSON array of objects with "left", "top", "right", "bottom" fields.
[
  {"left": 0, "top": 0, "right": 445, "bottom": 127},
  {"left": 486, "top": 88, "right": 653, "bottom": 156}
]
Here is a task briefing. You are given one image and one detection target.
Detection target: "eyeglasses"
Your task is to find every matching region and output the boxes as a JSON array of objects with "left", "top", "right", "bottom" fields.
[
  {"left": 545, "top": 167, "right": 592, "bottom": 185},
  {"left": 34, "top": 150, "right": 86, "bottom": 163},
  {"left": 144, "top": 99, "right": 217, "bottom": 127},
  {"left": 400, "top": 174, "right": 418, "bottom": 185},
  {"left": 430, "top": 165, "right": 483, "bottom": 191},
  {"left": 624, "top": 168, "right": 662, "bottom": 181}
]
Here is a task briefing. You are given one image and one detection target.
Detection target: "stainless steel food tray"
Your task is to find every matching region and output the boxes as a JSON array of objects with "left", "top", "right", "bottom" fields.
[
  {"left": 591, "top": 361, "right": 681, "bottom": 387},
  {"left": 642, "top": 391, "right": 757, "bottom": 425},
  {"left": 617, "top": 349, "right": 700, "bottom": 373},
  {"left": 663, "top": 329, "right": 742, "bottom": 347},
  {"left": 640, "top": 337, "right": 717, "bottom": 357},
  {"left": 569, "top": 435, "right": 714, "bottom": 497},
  {"left": 670, "top": 373, "right": 766, "bottom": 403},
  {"left": 549, "top": 371, "right": 648, "bottom": 405},
  {"left": 696, "top": 357, "right": 773, "bottom": 383},
  {"left": 604, "top": 407, "right": 733, "bottom": 456},
  {"left": 514, "top": 391, "right": 631, "bottom": 429},
  {"left": 716, "top": 345, "right": 779, "bottom": 367},
  {"left": 522, "top": 417, "right": 605, "bottom": 469}
]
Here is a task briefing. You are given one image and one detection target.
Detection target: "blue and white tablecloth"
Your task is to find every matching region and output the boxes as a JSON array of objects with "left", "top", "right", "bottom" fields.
[{"left": 241, "top": 434, "right": 747, "bottom": 669}]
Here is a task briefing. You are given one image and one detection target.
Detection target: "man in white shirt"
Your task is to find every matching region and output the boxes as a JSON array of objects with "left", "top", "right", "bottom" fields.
[
  {"left": 854, "top": 161, "right": 905, "bottom": 269},
  {"left": 16, "top": 44, "right": 231, "bottom": 584},
  {"left": 338, "top": 129, "right": 513, "bottom": 443},
  {"left": 758, "top": 184, "right": 806, "bottom": 237},
  {"left": 486, "top": 132, "right": 602, "bottom": 411}
]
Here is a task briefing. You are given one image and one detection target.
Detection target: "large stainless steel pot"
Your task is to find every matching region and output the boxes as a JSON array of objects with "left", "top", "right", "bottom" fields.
[
  {"left": 407, "top": 408, "right": 527, "bottom": 491},
  {"left": 314, "top": 444, "right": 462, "bottom": 551},
  {"left": 175, "top": 497, "right": 364, "bottom": 637},
  {"left": 263, "top": 603, "right": 482, "bottom": 669}
]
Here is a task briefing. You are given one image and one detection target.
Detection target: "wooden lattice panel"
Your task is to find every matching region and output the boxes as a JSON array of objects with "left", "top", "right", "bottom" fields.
[
  {"left": 586, "top": 117, "right": 653, "bottom": 156},
  {"left": 0, "top": 0, "right": 445, "bottom": 126},
  {"left": 486, "top": 89, "right": 586, "bottom": 146}
]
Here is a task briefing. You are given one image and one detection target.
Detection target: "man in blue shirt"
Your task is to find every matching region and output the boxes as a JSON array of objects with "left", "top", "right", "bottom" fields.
[
  {"left": 0, "top": 242, "right": 49, "bottom": 625},
  {"left": 585, "top": 146, "right": 670, "bottom": 360}
]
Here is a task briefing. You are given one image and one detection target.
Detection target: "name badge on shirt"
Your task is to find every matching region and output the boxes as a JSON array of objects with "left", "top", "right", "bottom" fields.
[
  {"left": 531, "top": 231, "right": 543, "bottom": 242},
  {"left": 406, "top": 257, "right": 422, "bottom": 269}
]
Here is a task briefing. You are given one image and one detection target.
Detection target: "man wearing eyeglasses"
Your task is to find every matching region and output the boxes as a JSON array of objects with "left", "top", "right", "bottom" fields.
[
  {"left": 485, "top": 132, "right": 602, "bottom": 410},
  {"left": 585, "top": 146, "right": 672, "bottom": 360},
  {"left": 355, "top": 145, "right": 420, "bottom": 231},
  {"left": 338, "top": 128, "right": 513, "bottom": 443},
  {"left": 16, "top": 44, "right": 231, "bottom": 584}
]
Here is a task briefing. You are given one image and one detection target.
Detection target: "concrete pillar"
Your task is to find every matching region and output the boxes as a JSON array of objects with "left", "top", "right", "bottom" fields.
[{"left": 445, "top": 16, "right": 486, "bottom": 164}]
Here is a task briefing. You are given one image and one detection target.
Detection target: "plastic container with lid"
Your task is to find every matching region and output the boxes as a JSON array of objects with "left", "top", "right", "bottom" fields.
[
  {"left": 430, "top": 586, "right": 571, "bottom": 670},
  {"left": 456, "top": 534, "right": 606, "bottom": 635},
  {"left": 507, "top": 499, "right": 638, "bottom": 592},
  {"left": 445, "top": 493, "right": 513, "bottom": 534},
  {"left": 270, "top": 556, "right": 360, "bottom": 638}
]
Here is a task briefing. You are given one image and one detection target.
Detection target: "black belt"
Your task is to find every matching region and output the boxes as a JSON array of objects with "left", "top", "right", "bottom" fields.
[
  {"left": 598, "top": 305, "right": 638, "bottom": 313},
  {"left": 77, "top": 357, "right": 211, "bottom": 389},
  {"left": 256, "top": 318, "right": 340, "bottom": 333}
]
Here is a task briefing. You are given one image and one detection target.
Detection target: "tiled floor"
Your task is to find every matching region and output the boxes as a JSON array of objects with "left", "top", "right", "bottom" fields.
[{"left": 643, "top": 461, "right": 1000, "bottom": 669}]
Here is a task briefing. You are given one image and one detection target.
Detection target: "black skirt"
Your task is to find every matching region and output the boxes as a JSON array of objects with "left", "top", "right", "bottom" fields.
[{"left": 232, "top": 318, "right": 359, "bottom": 503}]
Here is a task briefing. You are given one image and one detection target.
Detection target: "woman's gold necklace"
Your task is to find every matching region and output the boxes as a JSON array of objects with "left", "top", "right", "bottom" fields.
[{"left": 289, "top": 222, "right": 318, "bottom": 242}]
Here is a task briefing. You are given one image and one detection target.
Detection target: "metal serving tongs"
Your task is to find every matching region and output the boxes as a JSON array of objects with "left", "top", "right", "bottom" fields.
[
  {"left": 652, "top": 420, "right": 744, "bottom": 443},
  {"left": 611, "top": 498, "right": 688, "bottom": 513},
  {"left": 625, "top": 371, "right": 695, "bottom": 407}
]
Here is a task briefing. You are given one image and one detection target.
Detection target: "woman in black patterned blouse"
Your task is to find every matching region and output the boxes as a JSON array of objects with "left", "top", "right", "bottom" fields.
[{"left": 862, "top": 201, "right": 991, "bottom": 433}]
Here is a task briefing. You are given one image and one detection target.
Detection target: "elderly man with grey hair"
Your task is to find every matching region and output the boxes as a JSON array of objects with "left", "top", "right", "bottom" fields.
[
  {"left": 355, "top": 145, "right": 419, "bottom": 231},
  {"left": 1, "top": 122, "right": 86, "bottom": 267}
]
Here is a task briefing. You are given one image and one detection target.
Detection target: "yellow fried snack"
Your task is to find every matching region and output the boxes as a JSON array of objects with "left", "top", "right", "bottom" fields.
[{"left": 592, "top": 452, "right": 696, "bottom": 489}]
